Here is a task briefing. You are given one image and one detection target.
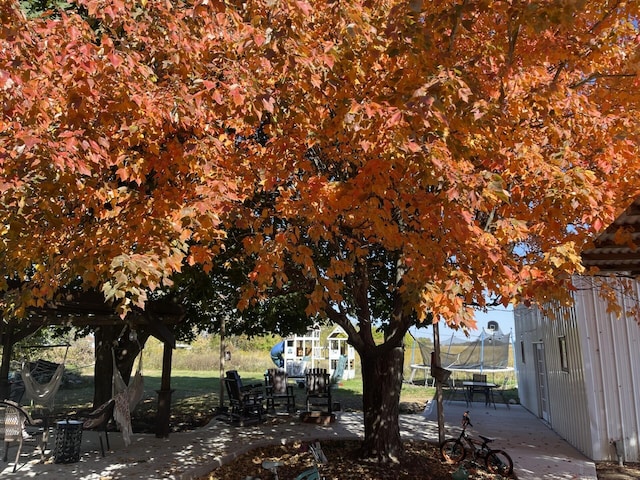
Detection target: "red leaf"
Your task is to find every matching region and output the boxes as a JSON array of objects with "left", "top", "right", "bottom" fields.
[
  {"left": 107, "top": 52, "right": 123, "bottom": 68},
  {"left": 295, "top": 1, "right": 312, "bottom": 15}
]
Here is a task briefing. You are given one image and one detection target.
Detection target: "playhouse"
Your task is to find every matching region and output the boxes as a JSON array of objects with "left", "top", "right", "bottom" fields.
[
  {"left": 270, "top": 325, "right": 356, "bottom": 380},
  {"left": 283, "top": 326, "right": 322, "bottom": 377},
  {"left": 326, "top": 326, "right": 356, "bottom": 380}
]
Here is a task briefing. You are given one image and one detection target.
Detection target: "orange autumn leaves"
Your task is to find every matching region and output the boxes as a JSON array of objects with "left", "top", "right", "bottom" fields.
[
  {"left": 1, "top": 1, "right": 640, "bottom": 327},
  {"left": 1, "top": 1, "right": 241, "bottom": 315},
  {"left": 228, "top": 0, "right": 640, "bottom": 328}
]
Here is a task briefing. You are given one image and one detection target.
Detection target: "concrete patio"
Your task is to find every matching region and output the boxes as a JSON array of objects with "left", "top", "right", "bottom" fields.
[{"left": 0, "top": 401, "right": 595, "bottom": 479}]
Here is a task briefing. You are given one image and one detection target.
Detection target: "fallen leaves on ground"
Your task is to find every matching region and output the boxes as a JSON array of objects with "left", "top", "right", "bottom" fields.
[
  {"left": 596, "top": 461, "right": 640, "bottom": 480},
  {"left": 198, "top": 439, "right": 509, "bottom": 480}
]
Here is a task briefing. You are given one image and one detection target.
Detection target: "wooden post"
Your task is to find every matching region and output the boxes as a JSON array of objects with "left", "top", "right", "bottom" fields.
[
  {"left": 0, "top": 327, "right": 14, "bottom": 401},
  {"left": 0, "top": 323, "right": 46, "bottom": 402},
  {"left": 155, "top": 341, "right": 174, "bottom": 438},
  {"left": 433, "top": 321, "right": 446, "bottom": 444},
  {"left": 219, "top": 313, "right": 226, "bottom": 411}
]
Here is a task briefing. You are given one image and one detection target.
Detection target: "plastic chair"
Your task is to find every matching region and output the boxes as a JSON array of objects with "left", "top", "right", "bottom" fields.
[
  {"left": 490, "top": 376, "right": 511, "bottom": 410},
  {"left": 444, "top": 378, "right": 463, "bottom": 404},
  {"left": 470, "top": 373, "right": 489, "bottom": 404},
  {"left": 295, "top": 466, "right": 320, "bottom": 480}
]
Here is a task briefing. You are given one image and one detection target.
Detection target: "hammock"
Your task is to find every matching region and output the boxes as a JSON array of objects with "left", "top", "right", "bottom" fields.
[
  {"left": 21, "top": 348, "right": 68, "bottom": 409},
  {"left": 21, "top": 363, "right": 65, "bottom": 408},
  {"left": 111, "top": 351, "right": 144, "bottom": 447}
]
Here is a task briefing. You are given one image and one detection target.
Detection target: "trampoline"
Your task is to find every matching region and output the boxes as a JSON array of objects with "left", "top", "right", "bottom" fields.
[{"left": 408, "top": 327, "right": 515, "bottom": 386}]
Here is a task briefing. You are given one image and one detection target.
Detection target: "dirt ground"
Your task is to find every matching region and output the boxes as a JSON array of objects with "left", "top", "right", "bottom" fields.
[
  {"left": 198, "top": 437, "right": 640, "bottom": 480},
  {"left": 595, "top": 462, "right": 640, "bottom": 480}
]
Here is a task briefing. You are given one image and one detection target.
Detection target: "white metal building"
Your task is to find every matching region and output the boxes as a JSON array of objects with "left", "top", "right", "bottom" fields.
[{"left": 514, "top": 280, "right": 640, "bottom": 463}]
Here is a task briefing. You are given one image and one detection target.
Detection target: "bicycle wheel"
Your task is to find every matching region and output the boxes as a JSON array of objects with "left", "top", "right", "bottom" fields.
[
  {"left": 440, "top": 439, "right": 466, "bottom": 463},
  {"left": 485, "top": 449, "right": 513, "bottom": 476}
]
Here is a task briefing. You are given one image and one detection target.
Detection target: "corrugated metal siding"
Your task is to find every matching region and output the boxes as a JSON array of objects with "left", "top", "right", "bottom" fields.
[
  {"left": 515, "top": 278, "right": 640, "bottom": 462},
  {"left": 513, "top": 306, "right": 542, "bottom": 413},
  {"left": 514, "top": 303, "right": 593, "bottom": 458},
  {"left": 574, "top": 280, "right": 640, "bottom": 462},
  {"left": 543, "top": 301, "right": 593, "bottom": 458}
]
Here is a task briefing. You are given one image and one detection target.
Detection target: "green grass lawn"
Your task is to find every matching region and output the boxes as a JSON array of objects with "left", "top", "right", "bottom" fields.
[{"left": 45, "top": 369, "right": 516, "bottom": 422}]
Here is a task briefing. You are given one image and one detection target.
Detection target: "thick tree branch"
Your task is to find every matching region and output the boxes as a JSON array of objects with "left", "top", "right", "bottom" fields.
[
  {"left": 325, "top": 303, "right": 365, "bottom": 352},
  {"left": 570, "top": 72, "right": 636, "bottom": 89},
  {"left": 506, "top": 19, "right": 520, "bottom": 68},
  {"left": 589, "top": 0, "right": 622, "bottom": 35},
  {"left": 447, "top": 0, "right": 469, "bottom": 53},
  {"left": 552, "top": 61, "right": 566, "bottom": 84}
]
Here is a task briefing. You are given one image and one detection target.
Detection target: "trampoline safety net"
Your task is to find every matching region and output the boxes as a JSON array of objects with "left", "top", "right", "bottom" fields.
[{"left": 416, "top": 328, "right": 511, "bottom": 370}]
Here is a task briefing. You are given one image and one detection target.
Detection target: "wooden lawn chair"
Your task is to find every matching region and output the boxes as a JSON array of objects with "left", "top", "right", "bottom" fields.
[
  {"left": 224, "top": 376, "right": 264, "bottom": 425},
  {"left": 226, "top": 370, "right": 262, "bottom": 393},
  {"left": 264, "top": 369, "right": 296, "bottom": 413},
  {"left": 304, "top": 369, "right": 332, "bottom": 414}
]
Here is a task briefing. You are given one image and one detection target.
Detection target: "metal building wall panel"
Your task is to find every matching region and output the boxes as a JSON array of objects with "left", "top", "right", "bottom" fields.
[
  {"left": 513, "top": 306, "right": 541, "bottom": 413},
  {"left": 574, "top": 284, "right": 606, "bottom": 461},
  {"left": 574, "top": 280, "right": 640, "bottom": 462},
  {"left": 515, "top": 300, "right": 593, "bottom": 459},
  {"left": 624, "top": 282, "right": 640, "bottom": 463},
  {"left": 517, "top": 278, "right": 640, "bottom": 462},
  {"left": 544, "top": 301, "right": 592, "bottom": 458}
]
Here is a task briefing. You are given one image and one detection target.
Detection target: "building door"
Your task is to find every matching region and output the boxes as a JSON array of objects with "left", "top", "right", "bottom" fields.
[{"left": 534, "top": 342, "right": 550, "bottom": 423}]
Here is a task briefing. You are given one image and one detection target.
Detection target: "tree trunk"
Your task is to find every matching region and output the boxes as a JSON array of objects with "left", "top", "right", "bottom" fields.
[
  {"left": 0, "top": 327, "right": 14, "bottom": 402},
  {"left": 359, "top": 341, "right": 405, "bottom": 462},
  {"left": 93, "top": 325, "right": 149, "bottom": 408},
  {"left": 113, "top": 329, "right": 149, "bottom": 384},
  {"left": 93, "top": 325, "right": 117, "bottom": 408}
]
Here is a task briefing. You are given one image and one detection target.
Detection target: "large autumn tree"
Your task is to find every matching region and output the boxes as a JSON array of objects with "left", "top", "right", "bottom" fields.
[
  {"left": 221, "top": 0, "right": 640, "bottom": 461},
  {"left": 3, "top": 0, "right": 640, "bottom": 463}
]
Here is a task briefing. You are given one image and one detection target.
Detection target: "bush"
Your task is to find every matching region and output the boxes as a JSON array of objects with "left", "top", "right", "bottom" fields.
[{"left": 142, "top": 334, "right": 275, "bottom": 374}]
